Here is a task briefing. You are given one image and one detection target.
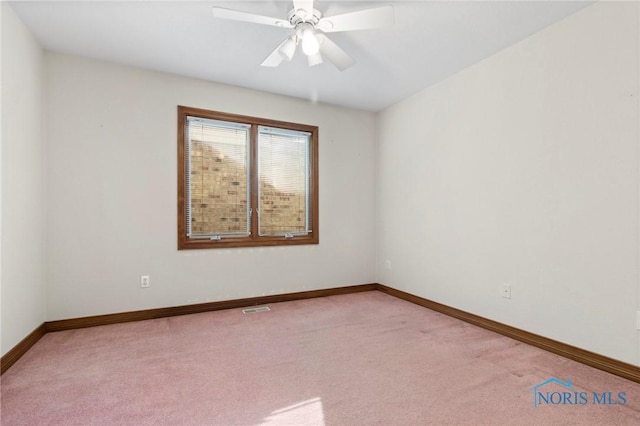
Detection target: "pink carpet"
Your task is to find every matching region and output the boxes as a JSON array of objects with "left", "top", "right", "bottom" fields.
[{"left": 1, "top": 291, "right": 639, "bottom": 425}]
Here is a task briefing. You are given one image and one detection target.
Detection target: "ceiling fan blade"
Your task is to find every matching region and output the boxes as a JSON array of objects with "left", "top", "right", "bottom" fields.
[
  {"left": 317, "top": 5, "right": 394, "bottom": 33},
  {"left": 261, "top": 38, "right": 291, "bottom": 67},
  {"left": 293, "top": 0, "right": 315, "bottom": 17},
  {"left": 316, "top": 34, "right": 354, "bottom": 71},
  {"left": 212, "top": 7, "right": 292, "bottom": 28}
]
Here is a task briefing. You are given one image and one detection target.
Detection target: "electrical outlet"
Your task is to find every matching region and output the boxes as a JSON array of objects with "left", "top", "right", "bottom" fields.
[
  {"left": 141, "top": 275, "right": 150, "bottom": 288},
  {"left": 502, "top": 284, "right": 511, "bottom": 299},
  {"left": 385, "top": 260, "right": 391, "bottom": 270}
]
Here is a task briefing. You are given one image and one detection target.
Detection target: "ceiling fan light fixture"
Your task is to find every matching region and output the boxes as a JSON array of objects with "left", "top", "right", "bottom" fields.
[
  {"left": 301, "top": 29, "right": 320, "bottom": 56},
  {"left": 307, "top": 52, "right": 323, "bottom": 67},
  {"left": 279, "top": 37, "right": 297, "bottom": 61}
]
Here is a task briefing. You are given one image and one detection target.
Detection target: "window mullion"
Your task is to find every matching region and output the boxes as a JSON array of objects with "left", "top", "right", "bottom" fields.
[{"left": 249, "top": 125, "right": 260, "bottom": 240}]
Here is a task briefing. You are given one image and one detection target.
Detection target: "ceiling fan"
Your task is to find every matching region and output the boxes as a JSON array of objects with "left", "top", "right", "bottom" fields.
[{"left": 212, "top": 1, "right": 394, "bottom": 71}]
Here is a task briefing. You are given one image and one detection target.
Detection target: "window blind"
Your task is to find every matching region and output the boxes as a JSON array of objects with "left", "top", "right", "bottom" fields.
[
  {"left": 186, "top": 116, "right": 251, "bottom": 238},
  {"left": 257, "top": 126, "right": 311, "bottom": 237}
]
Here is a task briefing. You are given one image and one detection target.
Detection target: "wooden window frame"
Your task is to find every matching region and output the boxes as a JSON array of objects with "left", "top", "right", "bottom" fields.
[{"left": 177, "top": 106, "right": 319, "bottom": 250}]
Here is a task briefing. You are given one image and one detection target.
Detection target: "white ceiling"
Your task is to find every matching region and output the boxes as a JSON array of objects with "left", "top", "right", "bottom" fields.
[{"left": 10, "top": 0, "right": 594, "bottom": 112}]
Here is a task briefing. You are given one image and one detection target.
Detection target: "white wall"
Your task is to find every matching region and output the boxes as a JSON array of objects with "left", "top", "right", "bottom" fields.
[
  {"left": 45, "top": 53, "right": 376, "bottom": 320},
  {"left": 376, "top": 1, "right": 640, "bottom": 365},
  {"left": 1, "top": 3, "right": 47, "bottom": 356}
]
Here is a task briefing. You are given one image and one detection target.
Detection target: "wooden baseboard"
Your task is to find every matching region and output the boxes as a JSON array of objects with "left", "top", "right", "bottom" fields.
[
  {"left": 1, "top": 323, "right": 46, "bottom": 375},
  {"left": 3, "top": 283, "right": 638, "bottom": 384},
  {"left": 376, "top": 284, "right": 640, "bottom": 383},
  {"left": 2, "top": 284, "right": 375, "bottom": 374},
  {"left": 45, "top": 284, "right": 378, "bottom": 332}
]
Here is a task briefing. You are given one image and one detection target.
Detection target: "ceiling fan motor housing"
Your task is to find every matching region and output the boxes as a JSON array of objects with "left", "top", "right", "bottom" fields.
[{"left": 288, "top": 8, "right": 322, "bottom": 29}]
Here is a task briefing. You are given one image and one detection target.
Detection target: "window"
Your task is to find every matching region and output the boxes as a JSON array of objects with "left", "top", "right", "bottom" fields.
[{"left": 177, "top": 106, "right": 319, "bottom": 249}]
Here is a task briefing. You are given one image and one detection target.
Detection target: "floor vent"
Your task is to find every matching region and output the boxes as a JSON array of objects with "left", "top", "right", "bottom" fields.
[{"left": 242, "top": 306, "right": 271, "bottom": 314}]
